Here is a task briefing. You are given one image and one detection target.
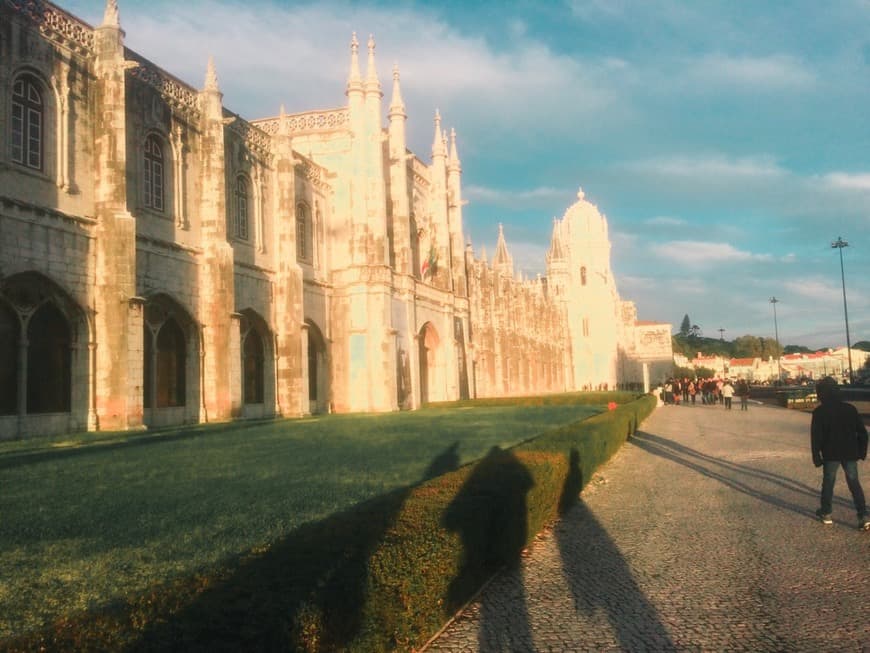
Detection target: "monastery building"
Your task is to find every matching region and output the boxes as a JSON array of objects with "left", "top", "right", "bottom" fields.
[{"left": 0, "top": 0, "right": 672, "bottom": 438}]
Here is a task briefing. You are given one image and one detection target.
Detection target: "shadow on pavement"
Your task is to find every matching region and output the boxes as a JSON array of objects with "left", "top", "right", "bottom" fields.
[
  {"left": 630, "top": 430, "right": 851, "bottom": 516},
  {"left": 443, "top": 446, "right": 535, "bottom": 652},
  {"left": 556, "top": 450, "right": 677, "bottom": 651}
]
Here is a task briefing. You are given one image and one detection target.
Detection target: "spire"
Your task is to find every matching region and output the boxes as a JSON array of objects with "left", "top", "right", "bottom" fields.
[
  {"left": 365, "top": 34, "right": 381, "bottom": 93},
  {"left": 346, "top": 32, "right": 363, "bottom": 95},
  {"left": 493, "top": 223, "right": 513, "bottom": 274},
  {"left": 547, "top": 218, "right": 565, "bottom": 262},
  {"left": 448, "top": 128, "right": 461, "bottom": 171},
  {"left": 389, "top": 63, "right": 406, "bottom": 118},
  {"left": 102, "top": 0, "right": 119, "bottom": 28},
  {"left": 481, "top": 245, "right": 488, "bottom": 265},
  {"left": 204, "top": 56, "right": 219, "bottom": 93},
  {"left": 432, "top": 109, "right": 446, "bottom": 158}
]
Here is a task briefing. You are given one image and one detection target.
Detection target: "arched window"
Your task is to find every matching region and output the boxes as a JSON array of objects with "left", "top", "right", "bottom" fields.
[
  {"left": 27, "top": 303, "right": 71, "bottom": 413},
  {"left": 296, "top": 202, "right": 310, "bottom": 262},
  {"left": 143, "top": 135, "right": 165, "bottom": 212},
  {"left": 580, "top": 266, "right": 587, "bottom": 286},
  {"left": 11, "top": 75, "right": 44, "bottom": 170},
  {"left": 155, "top": 318, "right": 185, "bottom": 407},
  {"left": 234, "top": 176, "right": 249, "bottom": 240},
  {"left": 243, "top": 329, "right": 264, "bottom": 404},
  {"left": 0, "top": 303, "right": 19, "bottom": 415}
]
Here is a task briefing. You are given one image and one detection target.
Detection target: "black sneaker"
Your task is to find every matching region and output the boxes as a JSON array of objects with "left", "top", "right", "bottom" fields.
[{"left": 815, "top": 509, "right": 833, "bottom": 525}]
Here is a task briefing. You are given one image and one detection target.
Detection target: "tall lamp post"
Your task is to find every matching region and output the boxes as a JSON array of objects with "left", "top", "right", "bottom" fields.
[
  {"left": 770, "top": 297, "right": 782, "bottom": 383},
  {"left": 831, "top": 236, "right": 854, "bottom": 384}
]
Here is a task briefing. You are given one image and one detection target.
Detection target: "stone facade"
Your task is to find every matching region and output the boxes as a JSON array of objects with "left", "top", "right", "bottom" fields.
[{"left": 0, "top": 0, "right": 671, "bottom": 439}]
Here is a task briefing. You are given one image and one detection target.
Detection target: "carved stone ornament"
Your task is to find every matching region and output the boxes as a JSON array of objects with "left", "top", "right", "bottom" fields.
[
  {"left": 127, "top": 56, "right": 201, "bottom": 117},
  {"left": 7, "top": 0, "right": 95, "bottom": 52},
  {"left": 255, "top": 108, "right": 349, "bottom": 135}
]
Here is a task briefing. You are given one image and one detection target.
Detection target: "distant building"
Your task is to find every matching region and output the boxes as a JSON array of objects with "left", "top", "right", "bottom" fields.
[
  {"left": 0, "top": 0, "right": 670, "bottom": 439},
  {"left": 780, "top": 348, "right": 869, "bottom": 382}
]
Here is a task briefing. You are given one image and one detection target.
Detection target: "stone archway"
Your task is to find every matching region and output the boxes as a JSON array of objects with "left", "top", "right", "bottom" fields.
[
  {"left": 142, "top": 295, "right": 198, "bottom": 428},
  {"left": 0, "top": 272, "right": 89, "bottom": 438},
  {"left": 238, "top": 309, "right": 274, "bottom": 419},
  {"left": 418, "top": 322, "right": 440, "bottom": 405},
  {"left": 305, "top": 320, "right": 329, "bottom": 414}
]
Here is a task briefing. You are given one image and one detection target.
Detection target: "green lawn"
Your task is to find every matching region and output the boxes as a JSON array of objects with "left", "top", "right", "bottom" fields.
[{"left": 0, "top": 402, "right": 601, "bottom": 640}]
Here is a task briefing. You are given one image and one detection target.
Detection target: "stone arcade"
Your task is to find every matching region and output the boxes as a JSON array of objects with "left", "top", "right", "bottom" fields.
[{"left": 0, "top": 0, "right": 672, "bottom": 439}]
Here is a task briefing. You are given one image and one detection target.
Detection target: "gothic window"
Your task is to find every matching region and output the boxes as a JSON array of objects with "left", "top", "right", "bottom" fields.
[
  {"left": 580, "top": 266, "right": 587, "bottom": 286},
  {"left": 143, "top": 135, "right": 165, "bottom": 212},
  {"left": 155, "top": 318, "right": 185, "bottom": 407},
  {"left": 11, "top": 75, "right": 43, "bottom": 170},
  {"left": 296, "top": 202, "right": 311, "bottom": 262},
  {"left": 26, "top": 303, "right": 71, "bottom": 413},
  {"left": 243, "top": 329, "right": 264, "bottom": 404},
  {"left": 234, "top": 176, "right": 250, "bottom": 240},
  {"left": 582, "top": 317, "right": 590, "bottom": 338},
  {"left": 0, "top": 303, "right": 19, "bottom": 415}
]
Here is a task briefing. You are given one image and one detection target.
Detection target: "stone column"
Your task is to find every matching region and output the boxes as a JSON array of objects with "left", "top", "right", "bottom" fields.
[
  {"left": 92, "top": 6, "right": 140, "bottom": 430},
  {"left": 196, "top": 58, "right": 235, "bottom": 422}
]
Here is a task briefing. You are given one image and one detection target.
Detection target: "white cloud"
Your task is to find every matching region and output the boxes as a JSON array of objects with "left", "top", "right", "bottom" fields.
[
  {"left": 782, "top": 279, "right": 838, "bottom": 303},
  {"left": 78, "top": 0, "right": 626, "bottom": 158},
  {"left": 690, "top": 53, "right": 815, "bottom": 89},
  {"left": 645, "top": 216, "right": 688, "bottom": 226},
  {"left": 651, "top": 240, "right": 772, "bottom": 265},
  {"left": 823, "top": 172, "right": 870, "bottom": 191},
  {"left": 627, "top": 154, "right": 785, "bottom": 180},
  {"left": 465, "top": 185, "right": 568, "bottom": 208}
]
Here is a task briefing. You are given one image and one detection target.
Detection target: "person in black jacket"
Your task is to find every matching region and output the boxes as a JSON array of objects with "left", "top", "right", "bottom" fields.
[{"left": 810, "top": 376, "right": 869, "bottom": 529}]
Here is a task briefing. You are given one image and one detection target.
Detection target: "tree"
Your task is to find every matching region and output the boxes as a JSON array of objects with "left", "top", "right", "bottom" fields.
[
  {"left": 696, "top": 366, "right": 716, "bottom": 379},
  {"left": 674, "top": 365, "right": 696, "bottom": 379},
  {"left": 679, "top": 314, "right": 691, "bottom": 337},
  {"left": 733, "top": 335, "right": 782, "bottom": 359},
  {"left": 853, "top": 341, "right": 870, "bottom": 352}
]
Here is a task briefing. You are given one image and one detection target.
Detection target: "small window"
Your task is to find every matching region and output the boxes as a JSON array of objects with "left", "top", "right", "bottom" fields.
[
  {"left": 580, "top": 266, "right": 587, "bottom": 286},
  {"left": 234, "top": 176, "right": 249, "bottom": 240},
  {"left": 11, "top": 75, "right": 44, "bottom": 170},
  {"left": 296, "top": 202, "right": 310, "bottom": 262},
  {"left": 143, "top": 135, "right": 165, "bottom": 212}
]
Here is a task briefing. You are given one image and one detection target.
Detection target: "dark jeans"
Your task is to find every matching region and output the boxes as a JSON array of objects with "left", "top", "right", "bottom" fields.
[
  {"left": 820, "top": 460, "right": 866, "bottom": 517},
  {"left": 740, "top": 396, "right": 748, "bottom": 410},
  {"left": 724, "top": 397, "right": 732, "bottom": 409}
]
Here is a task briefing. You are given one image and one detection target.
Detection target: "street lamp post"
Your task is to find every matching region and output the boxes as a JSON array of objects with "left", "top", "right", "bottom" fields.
[
  {"left": 770, "top": 297, "right": 782, "bottom": 383},
  {"left": 718, "top": 328, "right": 725, "bottom": 341},
  {"left": 831, "top": 236, "right": 854, "bottom": 384}
]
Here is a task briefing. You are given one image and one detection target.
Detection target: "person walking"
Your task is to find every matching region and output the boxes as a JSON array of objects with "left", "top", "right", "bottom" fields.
[
  {"left": 735, "top": 379, "right": 750, "bottom": 411},
  {"left": 810, "top": 376, "right": 869, "bottom": 530},
  {"left": 721, "top": 379, "right": 734, "bottom": 410}
]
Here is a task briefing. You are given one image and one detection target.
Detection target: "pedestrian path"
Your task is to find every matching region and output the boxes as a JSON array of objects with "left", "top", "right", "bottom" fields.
[{"left": 426, "top": 403, "right": 870, "bottom": 652}]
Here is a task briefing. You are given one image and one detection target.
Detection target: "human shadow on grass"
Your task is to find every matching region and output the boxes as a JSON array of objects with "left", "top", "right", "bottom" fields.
[
  {"left": 47, "top": 440, "right": 464, "bottom": 652},
  {"left": 556, "top": 449, "right": 677, "bottom": 651},
  {"left": 442, "top": 446, "right": 534, "bottom": 652},
  {"left": 629, "top": 430, "right": 849, "bottom": 516}
]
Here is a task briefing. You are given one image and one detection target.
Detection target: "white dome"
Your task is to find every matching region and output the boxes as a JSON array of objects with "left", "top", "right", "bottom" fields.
[{"left": 561, "top": 186, "right": 609, "bottom": 240}]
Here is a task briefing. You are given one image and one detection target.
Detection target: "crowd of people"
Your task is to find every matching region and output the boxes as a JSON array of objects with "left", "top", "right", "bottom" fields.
[{"left": 658, "top": 377, "right": 751, "bottom": 411}]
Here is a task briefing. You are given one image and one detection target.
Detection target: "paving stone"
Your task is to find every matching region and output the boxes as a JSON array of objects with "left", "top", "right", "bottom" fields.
[{"left": 425, "top": 404, "right": 870, "bottom": 652}]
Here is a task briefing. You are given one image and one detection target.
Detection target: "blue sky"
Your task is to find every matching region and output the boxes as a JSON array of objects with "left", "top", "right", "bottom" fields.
[{"left": 66, "top": 0, "right": 870, "bottom": 349}]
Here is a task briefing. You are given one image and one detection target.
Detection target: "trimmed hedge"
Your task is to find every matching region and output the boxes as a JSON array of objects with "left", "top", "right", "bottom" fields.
[{"left": 5, "top": 394, "right": 656, "bottom": 652}]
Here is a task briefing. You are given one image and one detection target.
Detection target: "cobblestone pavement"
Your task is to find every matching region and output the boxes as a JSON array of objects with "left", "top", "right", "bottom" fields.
[{"left": 426, "top": 403, "right": 870, "bottom": 652}]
